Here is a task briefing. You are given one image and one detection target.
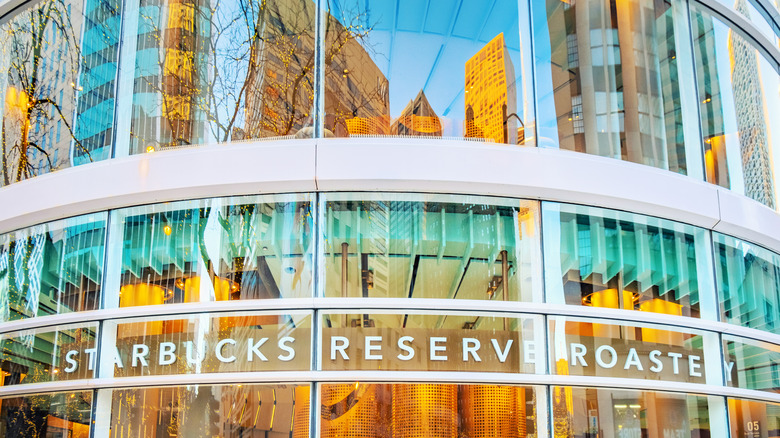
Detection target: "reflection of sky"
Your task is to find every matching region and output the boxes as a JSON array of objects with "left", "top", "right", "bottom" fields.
[
  {"left": 711, "top": 16, "right": 780, "bottom": 202},
  {"left": 328, "top": 0, "right": 525, "bottom": 128}
]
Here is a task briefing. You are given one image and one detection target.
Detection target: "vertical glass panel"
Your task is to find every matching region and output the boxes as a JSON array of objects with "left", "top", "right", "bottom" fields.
[
  {"left": 532, "top": 0, "right": 702, "bottom": 176},
  {"left": 0, "top": 0, "right": 120, "bottom": 186},
  {"left": 714, "top": 233, "right": 780, "bottom": 334},
  {"left": 320, "top": 311, "right": 544, "bottom": 374},
  {"left": 0, "top": 391, "right": 93, "bottom": 436},
  {"left": 551, "top": 387, "right": 717, "bottom": 438},
  {"left": 106, "top": 194, "right": 312, "bottom": 308},
  {"left": 105, "top": 384, "right": 309, "bottom": 437},
  {"left": 723, "top": 335, "right": 780, "bottom": 393},
  {"left": 102, "top": 312, "right": 311, "bottom": 377},
  {"left": 691, "top": 4, "right": 780, "bottom": 210},
  {"left": 543, "top": 203, "right": 716, "bottom": 319},
  {"left": 320, "top": 383, "right": 544, "bottom": 438},
  {"left": 549, "top": 316, "right": 720, "bottom": 385},
  {"left": 728, "top": 398, "right": 780, "bottom": 438},
  {"left": 322, "top": 194, "right": 542, "bottom": 301},
  {"left": 321, "top": 0, "right": 535, "bottom": 145},
  {"left": 0, "top": 213, "right": 107, "bottom": 321},
  {"left": 0, "top": 323, "right": 98, "bottom": 386},
  {"left": 123, "top": 0, "right": 315, "bottom": 154}
]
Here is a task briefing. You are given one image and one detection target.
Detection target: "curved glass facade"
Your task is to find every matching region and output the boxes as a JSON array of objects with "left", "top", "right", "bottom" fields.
[
  {"left": 0, "top": 192, "right": 777, "bottom": 436},
  {"left": 0, "top": 0, "right": 779, "bottom": 436},
  {"left": 0, "top": 0, "right": 778, "bottom": 209}
]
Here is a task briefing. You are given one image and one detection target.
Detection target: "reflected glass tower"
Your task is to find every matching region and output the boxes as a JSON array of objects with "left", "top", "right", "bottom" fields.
[
  {"left": 729, "top": 0, "right": 775, "bottom": 208},
  {"left": 465, "top": 33, "right": 517, "bottom": 144}
]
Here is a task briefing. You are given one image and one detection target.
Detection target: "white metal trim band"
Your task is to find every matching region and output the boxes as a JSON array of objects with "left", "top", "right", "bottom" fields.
[
  {"left": 1, "top": 371, "right": 779, "bottom": 405},
  {"left": 3, "top": 298, "right": 780, "bottom": 346},
  {"left": 1, "top": 140, "right": 779, "bottom": 252}
]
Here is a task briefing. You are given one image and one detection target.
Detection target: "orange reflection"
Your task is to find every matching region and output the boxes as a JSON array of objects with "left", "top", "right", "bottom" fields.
[{"left": 465, "top": 33, "right": 517, "bottom": 144}]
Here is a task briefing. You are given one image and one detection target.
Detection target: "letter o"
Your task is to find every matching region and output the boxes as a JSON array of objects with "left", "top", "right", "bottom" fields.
[{"left": 595, "top": 345, "right": 618, "bottom": 369}]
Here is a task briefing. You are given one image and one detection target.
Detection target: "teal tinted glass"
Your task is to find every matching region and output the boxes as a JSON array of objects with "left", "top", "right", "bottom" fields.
[
  {"left": 0, "top": 213, "right": 106, "bottom": 321},
  {"left": 724, "top": 335, "right": 780, "bottom": 393},
  {"left": 321, "top": 194, "right": 542, "bottom": 301},
  {"left": 543, "top": 203, "right": 716, "bottom": 319},
  {"left": 714, "top": 233, "right": 780, "bottom": 334},
  {"left": 105, "top": 194, "right": 313, "bottom": 308}
]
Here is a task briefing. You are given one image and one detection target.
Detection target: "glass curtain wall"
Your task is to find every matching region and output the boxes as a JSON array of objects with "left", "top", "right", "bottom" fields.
[
  {"left": 531, "top": 0, "right": 702, "bottom": 177},
  {"left": 690, "top": 4, "right": 780, "bottom": 210},
  {"left": 321, "top": 194, "right": 542, "bottom": 302},
  {"left": 542, "top": 203, "right": 717, "bottom": 319},
  {"left": 551, "top": 387, "right": 725, "bottom": 438},
  {"left": 104, "top": 194, "right": 313, "bottom": 309},
  {"left": 116, "top": 0, "right": 316, "bottom": 156},
  {"left": 0, "top": 213, "right": 107, "bottom": 321},
  {"left": 714, "top": 233, "right": 780, "bottom": 334},
  {"left": 0, "top": 391, "right": 93, "bottom": 437},
  {"left": 320, "top": 383, "right": 544, "bottom": 438},
  {"left": 321, "top": 0, "right": 535, "bottom": 145},
  {"left": 105, "top": 384, "right": 310, "bottom": 437},
  {"left": 0, "top": 0, "right": 120, "bottom": 186}
]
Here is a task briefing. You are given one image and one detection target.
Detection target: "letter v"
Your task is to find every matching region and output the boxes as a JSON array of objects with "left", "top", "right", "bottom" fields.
[{"left": 491, "top": 339, "right": 514, "bottom": 363}]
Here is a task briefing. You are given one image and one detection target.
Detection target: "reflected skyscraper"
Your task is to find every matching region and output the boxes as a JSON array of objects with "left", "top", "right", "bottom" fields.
[
  {"left": 392, "top": 90, "right": 441, "bottom": 137},
  {"left": 243, "top": 0, "right": 318, "bottom": 139},
  {"left": 543, "top": 0, "right": 680, "bottom": 170},
  {"left": 129, "top": 0, "right": 210, "bottom": 152},
  {"left": 465, "top": 33, "right": 516, "bottom": 144},
  {"left": 729, "top": 0, "right": 775, "bottom": 208},
  {"left": 72, "top": 0, "right": 121, "bottom": 165},
  {"left": 324, "top": 9, "right": 390, "bottom": 138}
]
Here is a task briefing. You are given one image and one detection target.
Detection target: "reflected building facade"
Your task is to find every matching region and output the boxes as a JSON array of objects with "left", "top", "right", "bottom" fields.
[
  {"left": 323, "top": 11, "right": 390, "bottom": 138},
  {"left": 392, "top": 90, "right": 441, "bottom": 137},
  {"left": 542, "top": 0, "right": 682, "bottom": 170},
  {"left": 129, "top": 0, "right": 210, "bottom": 152},
  {"left": 465, "top": 33, "right": 517, "bottom": 144},
  {"left": 729, "top": 0, "right": 775, "bottom": 208}
]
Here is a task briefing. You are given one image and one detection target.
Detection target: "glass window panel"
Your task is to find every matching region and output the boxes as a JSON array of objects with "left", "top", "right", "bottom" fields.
[
  {"left": 549, "top": 316, "right": 720, "bottom": 385},
  {"left": 723, "top": 335, "right": 780, "bottom": 393},
  {"left": 0, "top": 0, "right": 120, "bottom": 186},
  {"left": 714, "top": 233, "right": 780, "bottom": 334},
  {"left": 321, "top": 0, "right": 535, "bottom": 145},
  {"left": 322, "top": 193, "right": 542, "bottom": 302},
  {"left": 0, "top": 391, "right": 93, "bottom": 437},
  {"left": 728, "top": 398, "right": 780, "bottom": 438},
  {"left": 0, "top": 213, "right": 107, "bottom": 321},
  {"left": 105, "top": 194, "right": 313, "bottom": 308},
  {"left": 0, "top": 323, "right": 98, "bottom": 386},
  {"left": 320, "top": 383, "right": 544, "bottom": 438},
  {"left": 551, "top": 387, "right": 721, "bottom": 438},
  {"left": 532, "top": 0, "right": 702, "bottom": 177},
  {"left": 543, "top": 203, "right": 717, "bottom": 319},
  {"left": 102, "top": 311, "right": 311, "bottom": 377},
  {"left": 691, "top": 4, "right": 780, "bottom": 210},
  {"left": 104, "top": 384, "right": 309, "bottom": 437},
  {"left": 320, "top": 311, "right": 543, "bottom": 373},
  {"left": 122, "top": 0, "right": 315, "bottom": 155}
]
